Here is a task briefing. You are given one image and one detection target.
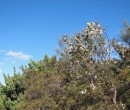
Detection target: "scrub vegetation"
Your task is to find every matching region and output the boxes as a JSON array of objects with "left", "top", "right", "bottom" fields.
[{"left": 0, "top": 21, "right": 130, "bottom": 110}]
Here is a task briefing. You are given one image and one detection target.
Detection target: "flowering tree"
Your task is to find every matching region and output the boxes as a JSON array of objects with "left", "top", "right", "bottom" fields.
[{"left": 59, "top": 22, "right": 126, "bottom": 109}]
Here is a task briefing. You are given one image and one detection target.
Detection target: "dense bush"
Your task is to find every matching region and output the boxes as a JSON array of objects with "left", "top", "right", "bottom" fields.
[{"left": 0, "top": 21, "right": 130, "bottom": 110}]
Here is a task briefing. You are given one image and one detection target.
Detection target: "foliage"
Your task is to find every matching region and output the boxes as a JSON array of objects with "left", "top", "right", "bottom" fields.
[
  {"left": 120, "top": 20, "right": 130, "bottom": 48},
  {"left": 112, "top": 21, "right": 130, "bottom": 109},
  {"left": 0, "top": 21, "right": 130, "bottom": 110},
  {"left": 0, "top": 71, "right": 25, "bottom": 110}
]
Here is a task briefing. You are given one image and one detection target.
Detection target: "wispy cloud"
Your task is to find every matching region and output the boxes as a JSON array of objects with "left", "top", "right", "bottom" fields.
[
  {"left": 6, "top": 51, "right": 32, "bottom": 61},
  {"left": 3, "top": 58, "right": 16, "bottom": 64},
  {"left": 3, "top": 57, "right": 11, "bottom": 61}
]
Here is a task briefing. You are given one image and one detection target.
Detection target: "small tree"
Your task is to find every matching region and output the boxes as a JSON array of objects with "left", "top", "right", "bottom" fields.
[
  {"left": 0, "top": 72, "right": 25, "bottom": 110},
  {"left": 112, "top": 21, "right": 130, "bottom": 109}
]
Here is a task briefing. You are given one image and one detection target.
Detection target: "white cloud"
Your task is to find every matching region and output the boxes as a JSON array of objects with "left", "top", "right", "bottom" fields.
[
  {"left": 4, "top": 57, "right": 11, "bottom": 61},
  {"left": 6, "top": 51, "right": 32, "bottom": 61}
]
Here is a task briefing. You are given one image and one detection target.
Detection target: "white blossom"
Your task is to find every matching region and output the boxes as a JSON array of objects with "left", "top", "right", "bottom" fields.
[
  {"left": 114, "top": 61, "right": 117, "bottom": 64},
  {"left": 74, "top": 37, "right": 80, "bottom": 43},
  {"left": 94, "top": 75, "right": 97, "bottom": 79},
  {"left": 99, "top": 29, "right": 103, "bottom": 35},
  {"left": 89, "top": 31, "right": 95, "bottom": 36},
  {"left": 80, "top": 90, "right": 86, "bottom": 94},
  {"left": 87, "top": 22, "right": 95, "bottom": 28},
  {"left": 90, "top": 83, "right": 96, "bottom": 90}
]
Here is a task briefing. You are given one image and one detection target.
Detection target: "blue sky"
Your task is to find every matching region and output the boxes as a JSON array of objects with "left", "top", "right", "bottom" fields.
[{"left": 0, "top": 0, "right": 130, "bottom": 84}]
